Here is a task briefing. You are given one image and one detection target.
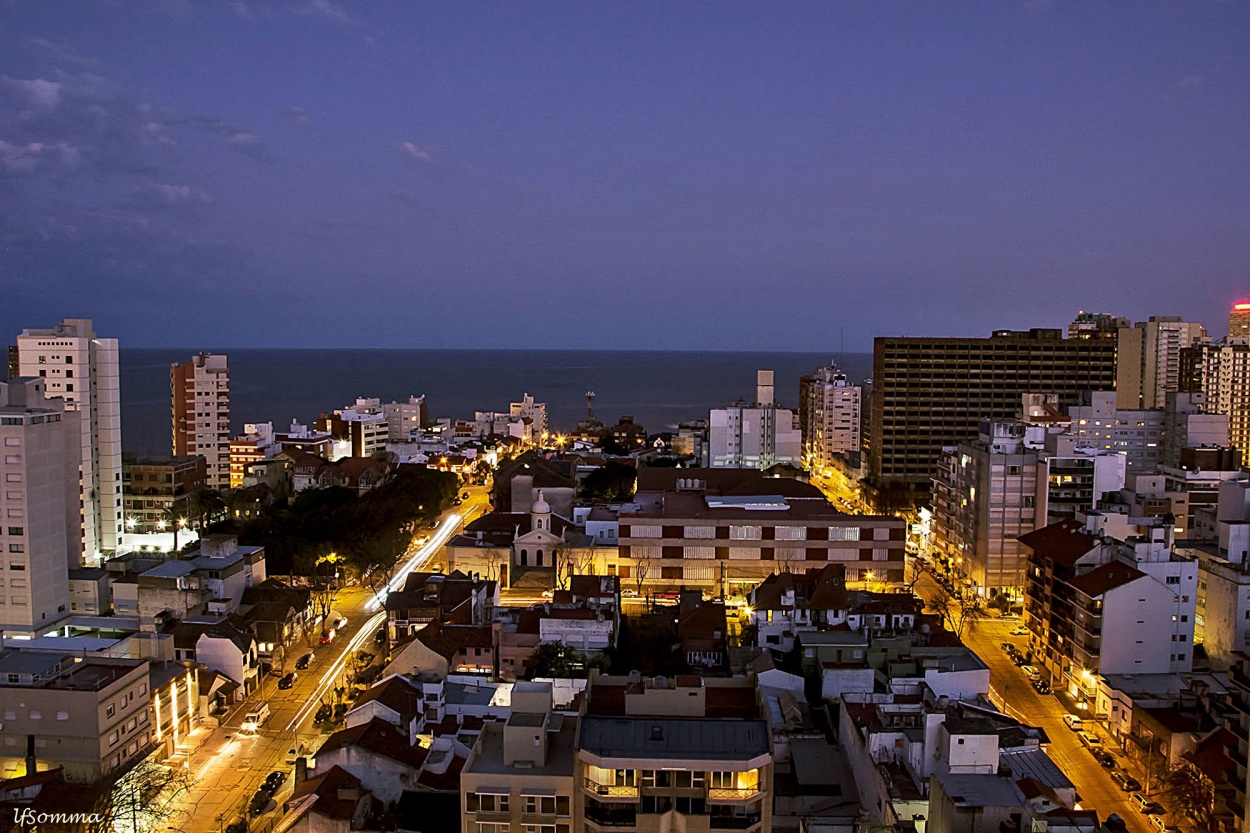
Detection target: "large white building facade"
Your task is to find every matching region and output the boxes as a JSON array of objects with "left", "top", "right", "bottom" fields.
[
  {"left": 16, "top": 319, "right": 122, "bottom": 563},
  {"left": 171, "top": 352, "right": 231, "bottom": 490},
  {"left": 709, "top": 371, "right": 802, "bottom": 469},
  {"left": 1182, "top": 338, "right": 1250, "bottom": 461},
  {"left": 0, "top": 378, "right": 80, "bottom": 631}
]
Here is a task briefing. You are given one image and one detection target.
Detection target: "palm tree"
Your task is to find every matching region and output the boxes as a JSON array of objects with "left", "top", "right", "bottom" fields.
[
  {"left": 187, "top": 488, "right": 227, "bottom": 531},
  {"left": 160, "top": 504, "right": 187, "bottom": 553}
]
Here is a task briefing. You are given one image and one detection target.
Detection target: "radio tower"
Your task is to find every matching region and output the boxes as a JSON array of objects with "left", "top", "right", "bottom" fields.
[{"left": 585, "top": 390, "right": 596, "bottom": 423}]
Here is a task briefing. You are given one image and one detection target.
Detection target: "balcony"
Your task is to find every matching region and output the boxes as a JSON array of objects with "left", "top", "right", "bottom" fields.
[
  {"left": 710, "top": 816, "right": 763, "bottom": 830},
  {"left": 584, "top": 780, "right": 640, "bottom": 800},
  {"left": 708, "top": 787, "right": 762, "bottom": 803},
  {"left": 584, "top": 804, "right": 638, "bottom": 828}
]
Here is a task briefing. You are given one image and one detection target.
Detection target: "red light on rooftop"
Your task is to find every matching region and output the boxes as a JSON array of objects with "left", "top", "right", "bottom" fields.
[{"left": 1235, "top": 303, "right": 1250, "bottom": 311}]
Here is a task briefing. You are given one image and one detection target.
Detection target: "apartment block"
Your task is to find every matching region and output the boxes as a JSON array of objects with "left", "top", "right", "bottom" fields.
[
  {"left": 0, "top": 652, "right": 150, "bottom": 782},
  {"left": 1164, "top": 392, "right": 1230, "bottom": 467},
  {"left": 461, "top": 681, "right": 576, "bottom": 833},
  {"left": 16, "top": 318, "right": 123, "bottom": 562},
  {"left": 317, "top": 402, "right": 388, "bottom": 459},
  {"left": 618, "top": 472, "right": 905, "bottom": 593},
  {"left": 511, "top": 393, "right": 549, "bottom": 439},
  {"left": 121, "top": 454, "right": 206, "bottom": 535},
  {"left": 1066, "top": 390, "right": 1164, "bottom": 471},
  {"left": 868, "top": 329, "right": 1118, "bottom": 507},
  {"left": 1232, "top": 301, "right": 1250, "bottom": 342},
  {"left": 0, "top": 378, "right": 80, "bottom": 631},
  {"left": 1182, "top": 337, "right": 1250, "bottom": 459},
  {"left": 171, "top": 352, "right": 230, "bottom": 490},
  {"left": 800, "top": 364, "right": 862, "bottom": 474},
  {"left": 709, "top": 371, "right": 802, "bottom": 470},
  {"left": 1021, "top": 516, "right": 1198, "bottom": 705},
  {"left": 1118, "top": 316, "right": 1209, "bottom": 409},
  {"left": 383, "top": 396, "right": 429, "bottom": 442},
  {"left": 229, "top": 422, "right": 277, "bottom": 489},
  {"left": 577, "top": 674, "right": 773, "bottom": 833}
]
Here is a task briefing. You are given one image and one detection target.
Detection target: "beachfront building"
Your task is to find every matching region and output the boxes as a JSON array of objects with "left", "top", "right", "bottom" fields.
[
  {"left": 15, "top": 318, "right": 123, "bottom": 563},
  {"left": 800, "top": 364, "right": 862, "bottom": 475},
  {"left": 709, "top": 371, "right": 802, "bottom": 470},
  {"left": 171, "top": 352, "right": 231, "bottom": 490}
]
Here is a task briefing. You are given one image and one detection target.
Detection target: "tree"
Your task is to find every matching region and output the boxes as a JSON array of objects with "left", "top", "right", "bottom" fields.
[
  {"left": 185, "top": 487, "right": 227, "bottom": 532},
  {"left": 632, "top": 552, "right": 653, "bottom": 598},
  {"left": 526, "top": 641, "right": 583, "bottom": 678},
  {"left": 93, "top": 757, "right": 194, "bottom": 833},
  {"left": 554, "top": 545, "right": 576, "bottom": 591},
  {"left": 161, "top": 503, "right": 187, "bottom": 553},
  {"left": 579, "top": 462, "right": 638, "bottom": 502},
  {"left": 1165, "top": 763, "right": 1220, "bottom": 832},
  {"left": 929, "top": 580, "right": 984, "bottom": 639}
]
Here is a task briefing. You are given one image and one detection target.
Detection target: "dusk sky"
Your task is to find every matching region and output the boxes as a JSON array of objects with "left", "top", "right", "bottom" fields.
[{"left": 1, "top": 2, "right": 1247, "bottom": 350}]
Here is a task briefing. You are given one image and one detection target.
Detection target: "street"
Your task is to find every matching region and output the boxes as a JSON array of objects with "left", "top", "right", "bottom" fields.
[
  {"left": 912, "top": 571, "right": 1153, "bottom": 833},
  {"left": 163, "top": 485, "right": 490, "bottom": 833}
]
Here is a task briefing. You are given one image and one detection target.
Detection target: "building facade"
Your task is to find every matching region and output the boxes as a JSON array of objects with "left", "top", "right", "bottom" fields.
[
  {"left": 868, "top": 329, "right": 1118, "bottom": 507},
  {"left": 122, "top": 455, "right": 206, "bottom": 536},
  {"left": 171, "top": 352, "right": 230, "bottom": 490},
  {"left": 800, "top": 364, "right": 862, "bottom": 474},
  {"left": 0, "top": 379, "right": 79, "bottom": 631},
  {"left": 16, "top": 318, "right": 123, "bottom": 563},
  {"left": 709, "top": 371, "right": 802, "bottom": 470},
  {"left": 1183, "top": 338, "right": 1250, "bottom": 460}
]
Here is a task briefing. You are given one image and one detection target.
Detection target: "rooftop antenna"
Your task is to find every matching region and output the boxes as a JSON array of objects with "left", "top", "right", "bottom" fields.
[{"left": 585, "top": 390, "right": 596, "bottom": 423}]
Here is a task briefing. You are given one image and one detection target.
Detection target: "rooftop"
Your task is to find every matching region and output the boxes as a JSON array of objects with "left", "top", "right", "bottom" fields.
[
  {"left": 578, "top": 717, "right": 770, "bottom": 762},
  {"left": 465, "top": 717, "right": 578, "bottom": 777}
]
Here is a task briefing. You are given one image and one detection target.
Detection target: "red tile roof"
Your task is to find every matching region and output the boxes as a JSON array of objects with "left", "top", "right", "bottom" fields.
[
  {"left": 317, "top": 717, "right": 428, "bottom": 768},
  {"left": 1068, "top": 563, "right": 1145, "bottom": 598},
  {"left": 1017, "top": 519, "right": 1098, "bottom": 568}
]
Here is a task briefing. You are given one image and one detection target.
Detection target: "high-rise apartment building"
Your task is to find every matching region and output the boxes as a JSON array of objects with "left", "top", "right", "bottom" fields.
[
  {"left": 709, "top": 371, "right": 802, "bottom": 469},
  {"left": 1231, "top": 300, "right": 1250, "bottom": 341},
  {"left": 1116, "top": 316, "right": 1209, "bottom": 409},
  {"left": 171, "top": 353, "right": 231, "bottom": 490},
  {"left": 0, "top": 379, "right": 80, "bottom": 631},
  {"left": 1182, "top": 338, "right": 1250, "bottom": 459},
  {"left": 16, "top": 319, "right": 122, "bottom": 563},
  {"left": 867, "top": 329, "right": 1118, "bottom": 508},
  {"left": 799, "top": 364, "right": 862, "bottom": 474},
  {"left": 1066, "top": 390, "right": 1164, "bottom": 471}
]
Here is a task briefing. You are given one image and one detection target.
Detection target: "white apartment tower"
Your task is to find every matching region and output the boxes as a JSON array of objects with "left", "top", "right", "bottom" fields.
[
  {"left": 709, "top": 370, "right": 802, "bottom": 469},
  {"left": 172, "top": 353, "right": 231, "bottom": 490},
  {"left": 1118, "top": 316, "right": 1209, "bottom": 409},
  {"left": 510, "top": 393, "right": 548, "bottom": 439},
  {"left": 1182, "top": 338, "right": 1250, "bottom": 460},
  {"left": 16, "top": 319, "right": 122, "bottom": 563},
  {"left": 0, "top": 378, "right": 81, "bottom": 630},
  {"left": 801, "top": 364, "right": 862, "bottom": 473}
]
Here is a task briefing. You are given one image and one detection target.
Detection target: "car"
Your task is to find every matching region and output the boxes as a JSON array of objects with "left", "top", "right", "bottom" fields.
[
  {"left": 278, "top": 672, "right": 297, "bottom": 690},
  {"left": 622, "top": 589, "right": 639, "bottom": 598},
  {"left": 454, "top": 498, "right": 462, "bottom": 505},
  {"left": 1112, "top": 772, "right": 1142, "bottom": 792},
  {"left": 1011, "top": 626, "right": 1029, "bottom": 636},
  {"left": 248, "top": 792, "right": 270, "bottom": 817},
  {"left": 1078, "top": 731, "right": 1103, "bottom": 751},
  {"left": 1131, "top": 794, "right": 1166, "bottom": 815},
  {"left": 314, "top": 703, "right": 333, "bottom": 723},
  {"left": 225, "top": 821, "right": 248, "bottom": 833},
  {"left": 374, "top": 626, "right": 387, "bottom": 645},
  {"left": 264, "top": 770, "right": 288, "bottom": 792},
  {"left": 1001, "top": 642, "right": 1018, "bottom": 656},
  {"left": 428, "top": 519, "right": 439, "bottom": 529},
  {"left": 336, "top": 617, "right": 347, "bottom": 629},
  {"left": 1032, "top": 679, "right": 1050, "bottom": 695},
  {"left": 320, "top": 630, "right": 334, "bottom": 644},
  {"left": 462, "top": 492, "right": 470, "bottom": 499},
  {"left": 1094, "top": 750, "right": 1116, "bottom": 768},
  {"left": 295, "top": 652, "right": 314, "bottom": 670},
  {"left": 1020, "top": 665, "right": 1040, "bottom": 681},
  {"left": 1062, "top": 714, "right": 1083, "bottom": 731}
]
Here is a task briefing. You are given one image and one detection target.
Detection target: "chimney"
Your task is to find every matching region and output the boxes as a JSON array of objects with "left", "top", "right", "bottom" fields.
[
  {"left": 295, "top": 756, "right": 308, "bottom": 783},
  {"left": 24, "top": 735, "right": 36, "bottom": 777}
]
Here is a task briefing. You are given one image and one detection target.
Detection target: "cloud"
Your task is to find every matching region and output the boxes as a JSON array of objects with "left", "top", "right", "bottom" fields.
[
  {"left": 295, "top": 0, "right": 355, "bottom": 25},
  {"left": 286, "top": 106, "right": 312, "bottom": 126},
  {"left": 26, "top": 36, "right": 100, "bottom": 69},
  {"left": 1172, "top": 75, "right": 1203, "bottom": 91},
  {"left": 232, "top": 1, "right": 253, "bottom": 19},
  {"left": 148, "top": 183, "right": 212, "bottom": 203},
  {"left": 2, "top": 77, "right": 63, "bottom": 110},
  {"left": 398, "top": 141, "right": 432, "bottom": 161},
  {"left": 0, "top": 140, "right": 79, "bottom": 175}
]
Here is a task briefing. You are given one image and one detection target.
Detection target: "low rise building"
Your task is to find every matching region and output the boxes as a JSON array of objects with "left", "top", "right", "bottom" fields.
[
  {"left": 709, "top": 370, "right": 802, "bottom": 470},
  {"left": 0, "top": 652, "right": 150, "bottom": 782}
]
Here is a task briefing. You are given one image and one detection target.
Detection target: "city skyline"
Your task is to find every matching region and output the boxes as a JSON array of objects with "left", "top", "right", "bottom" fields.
[{"left": 2, "top": 3, "right": 1248, "bottom": 350}]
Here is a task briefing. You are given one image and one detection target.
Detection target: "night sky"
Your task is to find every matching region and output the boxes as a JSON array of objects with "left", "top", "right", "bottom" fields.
[{"left": 1, "top": 2, "right": 1247, "bottom": 350}]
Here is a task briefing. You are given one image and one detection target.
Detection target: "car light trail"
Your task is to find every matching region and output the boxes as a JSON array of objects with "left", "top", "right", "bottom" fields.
[
  {"left": 364, "top": 511, "right": 464, "bottom": 613},
  {"left": 287, "top": 610, "right": 387, "bottom": 730}
]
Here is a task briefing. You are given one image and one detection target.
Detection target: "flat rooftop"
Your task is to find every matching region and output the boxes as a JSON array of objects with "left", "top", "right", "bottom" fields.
[
  {"left": 465, "top": 716, "right": 577, "bottom": 778},
  {"left": 579, "top": 717, "right": 770, "bottom": 762}
]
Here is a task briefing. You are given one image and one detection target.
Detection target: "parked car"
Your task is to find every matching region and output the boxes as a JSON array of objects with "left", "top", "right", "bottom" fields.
[
  {"left": 1011, "top": 626, "right": 1029, "bottom": 636},
  {"left": 1001, "top": 642, "right": 1018, "bottom": 656},
  {"left": 1020, "top": 665, "right": 1040, "bottom": 681},
  {"left": 462, "top": 491, "right": 470, "bottom": 499},
  {"left": 278, "top": 672, "right": 297, "bottom": 690},
  {"left": 264, "top": 771, "right": 288, "bottom": 792},
  {"left": 225, "top": 821, "right": 248, "bottom": 833},
  {"left": 1013, "top": 653, "right": 1030, "bottom": 667},
  {"left": 314, "top": 703, "right": 333, "bottom": 723},
  {"left": 374, "top": 626, "right": 387, "bottom": 645},
  {"left": 1094, "top": 750, "right": 1116, "bottom": 768},
  {"left": 1078, "top": 731, "right": 1104, "bottom": 751},
  {"left": 295, "top": 652, "right": 314, "bottom": 670},
  {"left": 1062, "top": 714, "right": 1083, "bottom": 731},
  {"left": 1032, "top": 679, "right": 1050, "bottom": 695},
  {"left": 1132, "top": 794, "right": 1165, "bottom": 815},
  {"left": 320, "top": 630, "right": 335, "bottom": 644},
  {"left": 1112, "top": 771, "right": 1142, "bottom": 792},
  {"left": 248, "top": 792, "right": 270, "bottom": 818}
]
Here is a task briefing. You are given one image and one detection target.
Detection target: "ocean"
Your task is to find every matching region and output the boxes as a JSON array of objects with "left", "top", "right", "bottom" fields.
[{"left": 118, "top": 349, "right": 874, "bottom": 457}]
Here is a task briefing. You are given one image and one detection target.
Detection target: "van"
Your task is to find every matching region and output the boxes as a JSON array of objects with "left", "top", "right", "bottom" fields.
[{"left": 242, "top": 702, "right": 270, "bottom": 733}]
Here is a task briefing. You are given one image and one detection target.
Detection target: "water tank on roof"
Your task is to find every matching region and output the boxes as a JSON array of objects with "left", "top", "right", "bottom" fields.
[
  {"left": 655, "top": 675, "right": 668, "bottom": 689},
  {"left": 628, "top": 670, "right": 641, "bottom": 684}
]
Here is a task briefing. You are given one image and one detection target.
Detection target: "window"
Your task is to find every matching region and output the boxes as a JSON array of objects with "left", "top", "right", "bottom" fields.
[
  {"left": 829, "top": 526, "right": 861, "bottom": 541},
  {"left": 729, "top": 525, "right": 761, "bottom": 540},
  {"left": 56, "top": 712, "right": 69, "bottom": 721},
  {"left": 29, "top": 711, "right": 41, "bottom": 720},
  {"left": 5, "top": 527, "right": 21, "bottom": 536},
  {"left": 1166, "top": 576, "right": 1180, "bottom": 585},
  {"left": 106, "top": 705, "right": 115, "bottom": 718},
  {"left": 108, "top": 731, "right": 119, "bottom": 746},
  {"left": 524, "top": 796, "right": 556, "bottom": 816}
]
